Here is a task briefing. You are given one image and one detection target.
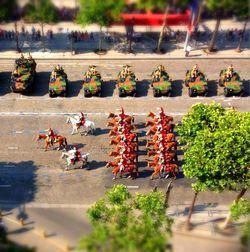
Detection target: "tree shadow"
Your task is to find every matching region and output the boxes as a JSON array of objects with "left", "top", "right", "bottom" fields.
[
  {"left": 207, "top": 80, "right": 218, "bottom": 97},
  {"left": 136, "top": 79, "right": 150, "bottom": 97},
  {"left": 171, "top": 80, "right": 183, "bottom": 97},
  {"left": 101, "top": 80, "right": 116, "bottom": 97},
  {"left": 67, "top": 79, "right": 83, "bottom": 97},
  {"left": 7, "top": 227, "right": 34, "bottom": 235},
  {"left": 0, "top": 71, "right": 11, "bottom": 95},
  {"left": 0, "top": 160, "right": 37, "bottom": 229}
]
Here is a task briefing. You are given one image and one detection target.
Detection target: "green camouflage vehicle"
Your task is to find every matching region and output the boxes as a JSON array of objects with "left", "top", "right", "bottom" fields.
[
  {"left": 49, "top": 71, "right": 68, "bottom": 97},
  {"left": 83, "top": 75, "right": 102, "bottom": 97},
  {"left": 10, "top": 58, "right": 36, "bottom": 93},
  {"left": 184, "top": 70, "right": 208, "bottom": 97},
  {"left": 117, "top": 75, "right": 137, "bottom": 97},
  {"left": 219, "top": 70, "right": 244, "bottom": 97},
  {"left": 151, "top": 76, "right": 172, "bottom": 97}
]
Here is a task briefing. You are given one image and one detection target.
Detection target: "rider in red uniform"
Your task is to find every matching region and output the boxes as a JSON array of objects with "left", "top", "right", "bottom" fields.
[
  {"left": 46, "top": 128, "right": 56, "bottom": 145},
  {"left": 79, "top": 112, "right": 85, "bottom": 126}
]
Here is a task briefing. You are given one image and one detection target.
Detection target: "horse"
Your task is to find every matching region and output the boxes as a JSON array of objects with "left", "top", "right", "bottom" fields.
[
  {"left": 150, "top": 163, "right": 179, "bottom": 180},
  {"left": 146, "top": 133, "right": 175, "bottom": 147},
  {"left": 151, "top": 141, "right": 177, "bottom": 151},
  {"left": 36, "top": 134, "right": 67, "bottom": 151},
  {"left": 146, "top": 124, "right": 174, "bottom": 135},
  {"left": 60, "top": 151, "right": 89, "bottom": 170},
  {"left": 110, "top": 163, "right": 138, "bottom": 180},
  {"left": 66, "top": 116, "right": 95, "bottom": 135}
]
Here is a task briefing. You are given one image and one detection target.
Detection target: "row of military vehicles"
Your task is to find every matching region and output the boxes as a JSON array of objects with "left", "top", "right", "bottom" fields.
[{"left": 10, "top": 56, "right": 245, "bottom": 98}]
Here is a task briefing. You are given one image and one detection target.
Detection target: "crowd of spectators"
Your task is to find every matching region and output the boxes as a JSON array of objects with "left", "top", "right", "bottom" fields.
[
  {"left": 0, "top": 29, "right": 15, "bottom": 40},
  {"left": 68, "top": 30, "right": 94, "bottom": 42}
]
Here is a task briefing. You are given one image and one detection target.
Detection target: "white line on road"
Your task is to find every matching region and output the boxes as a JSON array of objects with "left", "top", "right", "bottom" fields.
[
  {"left": 15, "top": 131, "right": 23, "bottom": 134},
  {"left": 0, "top": 185, "right": 11, "bottom": 187},
  {"left": 7, "top": 147, "right": 18, "bottom": 150},
  {"left": 0, "top": 111, "right": 185, "bottom": 116}
]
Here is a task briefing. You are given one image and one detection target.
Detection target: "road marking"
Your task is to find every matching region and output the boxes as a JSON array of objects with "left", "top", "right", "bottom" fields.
[
  {"left": 0, "top": 185, "right": 11, "bottom": 187},
  {"left": 127, "top": 186, "right": 139, "bottom": 189},
  {"left": 0, "top": 111, "right": 185, "bottom": 116},
  {"left": 15, "top": 131, "right": 23, "bottom": 134},
  {"left": 7, "top": 147, "right": 18, "bottom": 150}
]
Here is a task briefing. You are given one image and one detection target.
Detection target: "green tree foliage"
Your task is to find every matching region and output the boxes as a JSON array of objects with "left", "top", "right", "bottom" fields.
[
  {"left": 177, "top": 103, "right": 250, "bottom": 192},
  {"left": 230, "top": 198, "right": 250, "bottom": 247},
  {"left": 0, "top": 0, "right": 17, "bottom": 22},
  {"left": 78, "top": 184, "right": 173, "bottom": 252},
  {"left": 24, "top": 0, "right": 58, "bottom": 23},
  {"left": 77, "top": 0, "right": 125, "bottom": 27},
  {"left": 230, "top": 198, "right": 250, "bottom": 221},
  {"left": 176, "top": 103, "right": 225, "bottom": 146},
  {"left": 176, "top": 103, "right": 250, "bottom": 228}
]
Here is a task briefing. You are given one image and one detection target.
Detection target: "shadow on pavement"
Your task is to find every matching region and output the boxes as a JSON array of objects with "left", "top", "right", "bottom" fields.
[
  {"left": 136, "top": 79, "right": 150, "bottom": 97},
  {"left": 87, "top": 160, "right": 106, "bottom": 170},
  {"left": 102, "top": 80, "right": 116, "bottom": 97},
  {"left": 67, "top": 79, "right": 83, "bottom": 97},
  {"left": 0, "top": 71, "right": 11, "bottom": 95},
  {"left": 207, "top": 80, "right": 218, "bottom": 97},
  {"left": 26, "top": 71, "right": 50, "bottom": 97},
  {"left": 172, "top": 79, "right": 183, "bottom": 97},
  {"left": 243, "top": 80, "right": 250, "bottom": 96}
]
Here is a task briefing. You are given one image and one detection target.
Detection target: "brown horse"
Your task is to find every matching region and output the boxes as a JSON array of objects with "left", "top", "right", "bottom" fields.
[
  {"left": 146, "top": 124, "right": 174, "bottom": 135},
  {"left": 151, "top": 163, "right": 179, "bottom": 180},
  {"left": 111, "top": 164, "right": 138, "bottom": 180},
  {"left": 150, "top": 141, "right": 177, "bottom": 151},
  {"left": 36, "top": 134, "right": 67, "bottom": 151},
  {"left": 146, "top": 133, "right": 175, "bottom": 147}
]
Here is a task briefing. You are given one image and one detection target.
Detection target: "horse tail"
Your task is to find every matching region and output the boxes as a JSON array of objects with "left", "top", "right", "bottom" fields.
[{"left": 64, "top": 137, "right": 68, "bottom": 146}]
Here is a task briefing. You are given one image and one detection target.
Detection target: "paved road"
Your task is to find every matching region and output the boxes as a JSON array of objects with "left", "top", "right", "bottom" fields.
[{"left": 0, "top": 58, "right": 249, "bottom": 251}]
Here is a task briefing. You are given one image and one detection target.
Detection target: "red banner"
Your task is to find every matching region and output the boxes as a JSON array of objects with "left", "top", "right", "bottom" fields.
[{"left": 120, "top": 10, "right": 191, "bottom": 26}]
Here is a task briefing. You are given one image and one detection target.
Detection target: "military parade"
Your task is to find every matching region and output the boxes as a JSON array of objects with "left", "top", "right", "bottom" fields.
[{"left": 0, "top": 0, "right": 249, "bottom": 251}]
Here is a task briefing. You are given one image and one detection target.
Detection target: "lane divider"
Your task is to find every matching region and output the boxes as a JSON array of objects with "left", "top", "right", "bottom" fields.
[{"left": 0, "top": 111, "right": 185, "bottom": 116}]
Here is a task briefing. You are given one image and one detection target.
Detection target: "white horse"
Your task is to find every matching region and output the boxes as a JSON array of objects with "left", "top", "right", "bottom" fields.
[
  {"left": 66, "top": 116, "right": 95, "bottom": 135},
  {"left": 60, "top": 151, "right": 89, "bottom": 170}
]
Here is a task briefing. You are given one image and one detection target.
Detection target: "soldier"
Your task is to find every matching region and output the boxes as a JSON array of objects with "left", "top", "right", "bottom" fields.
[
  {"left": 191, "top": 64, "right": 199, "bottom": 78},
  {"left": 46, "top": 128, "right": 56, "bottom": 145},
  {"left": 13, "top": 67, "right": 20, "bottom": 77},
  {"left": 225, "top": 64, "right": 234, "bottom": 79}
]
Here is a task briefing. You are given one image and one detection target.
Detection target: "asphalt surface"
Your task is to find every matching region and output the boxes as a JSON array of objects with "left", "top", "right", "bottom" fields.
[{"left": 0, "top": 58, "right": 249, "bottom": 251}]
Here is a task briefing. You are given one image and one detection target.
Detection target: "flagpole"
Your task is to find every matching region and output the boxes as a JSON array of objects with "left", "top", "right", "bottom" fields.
[{"left": 184, "top": 10, "right": 195, "bottom": 52}]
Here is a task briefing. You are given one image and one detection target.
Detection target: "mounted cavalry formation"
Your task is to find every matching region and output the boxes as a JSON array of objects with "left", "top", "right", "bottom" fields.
[
  {"left": 146, "top": 108, "right": 179, "bottom": 180},
  {"left": 106, "top": 108, "right": 139, "bottom": 180}
]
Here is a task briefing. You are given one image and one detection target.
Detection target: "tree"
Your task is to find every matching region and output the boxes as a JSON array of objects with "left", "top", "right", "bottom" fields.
[
  {"left": 136, "top": 0, "right": 168, "bottom": 53},
  {"left": 230, "top": 198, "right": 250, "bottom": 247},
  {"left": 0, "top": 0, "right": 17, "bottom": 22},
  {"left": 206, "top": 0, "right": 236, "bottom": 52},
  {"left": 176, "top": 103, "right": 250, "bottom": 229},
  {"left": 24, "top": 0, "right": 58, "bottom": 52},
  {"left": 77, "top": 184, "right": 173, "bottom": 252},
  {"left": 77, "top": 0, "right": 125, "bottom": 53},
  {"left": 232, "top": 0, "right": 249, "bottom": 52}
]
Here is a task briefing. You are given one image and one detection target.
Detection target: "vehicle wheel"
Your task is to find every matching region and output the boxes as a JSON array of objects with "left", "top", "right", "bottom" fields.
[
  {"left": 119, "top": 88, "right": 125, "bottom": 97},
  {"left": 204, "top": 90, "right": 208, "bottom": 97},
  {"left": 218, "top": 80, "right": 224, "bottom": 87},
  {"left": 240, "top": 90, "right": 244, "bottom": 97},
  {"left": 84, "top": 89, "right": 90, "bottom": 97},
  {"left": 49, "top": 91, "right": 53, "bottom": 98},
  {"left": 153, "top": 89, "right": 160, "bottom": 97},
  {"left": 167, "top": 91, "right": 171, "bottom": 97},
  {"left": 132, "top": 90, "right": 136, "bottom": 97},
  {"left": 224, "top": 88, "right": 230, "bottom": 97},
  {"left": 188, "top": 88, "right": 194, "bottom": 97},
  {"left": 98, "top": 91, "right": 102, "bottom": 97}
]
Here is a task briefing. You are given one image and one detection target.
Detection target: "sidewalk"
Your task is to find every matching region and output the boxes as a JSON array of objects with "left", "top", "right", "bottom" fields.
[
  {"left": 0, "top": 20, "right": 249, "bottom": 59},
  {"left": 1, "top": 204, "right": 245, "bottom": 252}
]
